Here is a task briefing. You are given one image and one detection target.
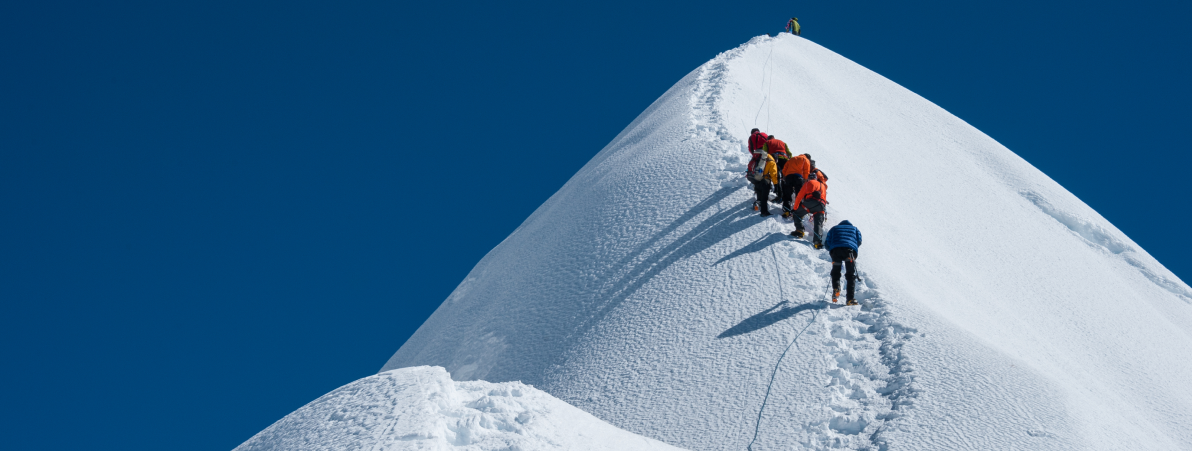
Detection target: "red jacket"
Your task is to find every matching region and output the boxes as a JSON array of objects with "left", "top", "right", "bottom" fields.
[
  {"left": 748, "top": 131, "right": 769, "bottom": 152},
  {"left": 793, "top": 179, "right": 827, "bottom": 209},
  {"left": 764, "top": 138, "right": 790, "bottom": 158}
]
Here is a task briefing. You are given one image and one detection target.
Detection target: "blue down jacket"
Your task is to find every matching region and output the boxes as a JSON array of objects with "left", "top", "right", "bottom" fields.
[{"left": 824, "top": 220, "right": 861, "bottom": 252}]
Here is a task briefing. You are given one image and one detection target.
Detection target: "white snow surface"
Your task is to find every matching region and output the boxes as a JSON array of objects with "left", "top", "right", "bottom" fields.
[
  {"left": 235, "top": 366, "right": 682, "bottom": 451},
  {"left": 381, "top": 34, "right": 1192, "bottom": 450},
  {"left": 243, "top": 34, "right": 1192, "bottom": 450}
]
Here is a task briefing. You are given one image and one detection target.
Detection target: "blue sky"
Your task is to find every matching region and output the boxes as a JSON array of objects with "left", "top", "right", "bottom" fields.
[{"left": 1, "top": 1, "right": 1188, "bottom": 449}]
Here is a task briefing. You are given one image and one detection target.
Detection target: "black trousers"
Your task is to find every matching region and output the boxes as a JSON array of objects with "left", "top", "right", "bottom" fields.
[
  {"left": 829, "top": 247, "right": 857, "bottom": 300},
  {"left": 792, "top": 203, "right": 825, "bottom": 242},
  {"left": 781, "top": 174, "right": 804, "bottom": 210},
  {"left": 753, "top": 180, "right": 772, "bottom": 214},
  {"left": 772, "top": 158, "right": 787, "bottom": 198}
]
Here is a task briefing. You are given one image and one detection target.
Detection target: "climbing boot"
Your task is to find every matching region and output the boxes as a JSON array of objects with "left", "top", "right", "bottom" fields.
[{"left": 846, "top": 299, "right": 858, "bottom": 306}]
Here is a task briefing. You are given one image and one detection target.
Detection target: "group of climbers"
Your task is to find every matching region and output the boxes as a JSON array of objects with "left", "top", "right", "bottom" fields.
[
  {"left": 747, "top": 128, "right": 829, "bottom": 245},
  {"left": 745, "top": 127, "right": 861, "bottom": 305}
]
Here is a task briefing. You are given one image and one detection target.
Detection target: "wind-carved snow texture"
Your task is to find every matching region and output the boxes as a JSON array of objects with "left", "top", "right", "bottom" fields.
[
  {"left": 235, "top": 366, "right": 683, "bottom": 451},
  {"left": 1021, "top": 189, "right": 1192, "bottom": 303},
  {"left": 240, "top": 34, "right": 1192, "bottom": 451}
]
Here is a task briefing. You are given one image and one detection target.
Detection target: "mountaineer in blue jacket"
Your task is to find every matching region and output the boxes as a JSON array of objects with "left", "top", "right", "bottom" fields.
[{"left": 824, "top": 220, "right": 862, "bottom": 305}]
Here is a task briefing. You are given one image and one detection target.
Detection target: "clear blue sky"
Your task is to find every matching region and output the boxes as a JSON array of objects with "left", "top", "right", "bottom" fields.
[{"left": 2, "top": 1, "right": 1188, "bottom": 449}]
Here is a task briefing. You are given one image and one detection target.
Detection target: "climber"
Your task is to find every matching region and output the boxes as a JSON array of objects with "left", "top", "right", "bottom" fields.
[
  {"left": 824, "top": 220, "right": 862, "bottom": 305},
  {"left": 809, "top": 159, "right": 828, "bottom": 197},
  {"left": 790, "top": 171, "right": 828, "bottom": 247},
  {"left": 763, "top": 135, "right": 791, "bottom": 201},
  {"left": 750, "top": 152, "right": 779, "bottom": 217},
  {"left": 781, "top": 153, "right": 811, "bottom": 215},
  {"left": 746, "top": 128, "right": 769, "bottom": 179},
  {"left": 763, "top": 135, "right": 790, "bottom": 170},
  {"left": 786, "top": 17, "right": 801, "bottom": 36}
]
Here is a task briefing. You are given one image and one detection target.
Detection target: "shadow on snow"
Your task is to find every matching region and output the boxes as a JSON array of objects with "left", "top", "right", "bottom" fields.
[
  {"left": 556, "top": 185, "right": 758, "bottom": 353},
  {"left": 717, "top": 300, "right": 829, "bottom": 339},
  {"left": 712, "top": 232, "right": 790, "bottom": 266}
]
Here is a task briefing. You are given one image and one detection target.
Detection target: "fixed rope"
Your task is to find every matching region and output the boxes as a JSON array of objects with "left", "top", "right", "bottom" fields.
[
  {"left": 766, "top": 44, "right": 773, "bottom": 131},
  {"left": 753, "top": 40, "right": 776, "bottom": 126},
  {"left": 746, "top": 305, "right": 821, "bottom": 451},
  {"left": 746, "top": 246, "right": 822, "bottom": 451}
]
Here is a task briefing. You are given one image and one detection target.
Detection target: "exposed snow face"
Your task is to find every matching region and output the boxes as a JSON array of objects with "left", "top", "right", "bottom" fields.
[
  {"left": 235, "top": 366, "right": 683, "bottom": 451},
  {"left": 380, "top": 34, "right": 1192, "bottom": 450}
]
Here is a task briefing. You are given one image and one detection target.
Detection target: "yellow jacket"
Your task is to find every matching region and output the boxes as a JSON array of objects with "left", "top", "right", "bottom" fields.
[{"left": 762, "top": 158, "right": 778, "bottom": 184}]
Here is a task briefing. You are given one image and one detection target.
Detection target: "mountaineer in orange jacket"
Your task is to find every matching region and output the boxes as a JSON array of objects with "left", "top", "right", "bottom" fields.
[
  {"left": 811, "top": 165, "right": 828, "bottom": 196},
  {"left": 791, "top": 172, "right": 828, "bottom": 248},
  {"left": 809, "top": 156, "right": 830, "bottom": 197},
  {"left": 780, "top": 153, "right": 811, "bottom": 214}
]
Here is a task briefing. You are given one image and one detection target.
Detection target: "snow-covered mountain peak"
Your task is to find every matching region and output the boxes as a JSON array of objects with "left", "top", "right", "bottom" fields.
[{"left": 243, "top": 34, "right": 1192, "bottom": 450}]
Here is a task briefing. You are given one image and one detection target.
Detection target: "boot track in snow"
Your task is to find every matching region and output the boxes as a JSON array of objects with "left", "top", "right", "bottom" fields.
[{"left": 694, "top": 36, "right": 920, "bottom": 450}]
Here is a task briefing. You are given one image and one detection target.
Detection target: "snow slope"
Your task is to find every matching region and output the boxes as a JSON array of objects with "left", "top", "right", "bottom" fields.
[
  {"left": 378, "top": 34, "right": 1192, "bottom": 450},
  {"left": 235, "top": 366, "right": 683, "bottom": 451}
]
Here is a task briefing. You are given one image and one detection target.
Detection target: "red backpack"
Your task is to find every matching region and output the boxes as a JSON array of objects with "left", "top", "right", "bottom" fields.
[{"left": 749, "top": 132, "right": 769, "bottom": 151}]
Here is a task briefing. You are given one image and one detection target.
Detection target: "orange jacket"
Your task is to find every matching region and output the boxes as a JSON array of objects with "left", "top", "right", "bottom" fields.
[
  {"left": 812, "top": 168, "right": 827, "bottom": 183},
  {"left": 762, "top": 138, "right": 790, "bottom": 158},
  {"left": 783, "top": 155, "right": 810, "bottom": 179},
  {"left": 812, "top": 168, "right": 828, "bottom": 194},
  {"left": 793, "top": 179, "right": 827, "bottom": 208},
  {"left": 810, "top": 169, "right": 829, "bottom": 188}
]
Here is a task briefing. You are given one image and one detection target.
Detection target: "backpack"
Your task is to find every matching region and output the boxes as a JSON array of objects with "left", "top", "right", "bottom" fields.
[
  {"left": 750, "top": 162, "right": 767, "bottom": 182},
  {"left": 801, "top": 183, "right": 827, "bottom": 213},
  {"left": 749, "top": 133, "right": 769, "bottom": 151}
]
